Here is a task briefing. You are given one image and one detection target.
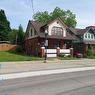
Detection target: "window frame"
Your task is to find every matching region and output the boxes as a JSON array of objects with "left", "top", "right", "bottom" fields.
[{"left": 51, "top": 26, "right": 63, "bottom": 36}]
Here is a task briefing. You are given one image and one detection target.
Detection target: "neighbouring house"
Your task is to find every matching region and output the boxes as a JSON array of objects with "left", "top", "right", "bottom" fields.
[
  {"left": 24, "top": 17, "right": 95, "bottom": 57},
  {"left": 71, "top": 26, "right": 95, "bottom": 56}
]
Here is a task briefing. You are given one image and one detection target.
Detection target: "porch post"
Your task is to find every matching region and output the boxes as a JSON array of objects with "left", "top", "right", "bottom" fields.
[
  {"left": 41, "top": 47, "right": 45, "bottom": 57},
  {"left": 70, "top": 48, "right": 73, "bottom": 57},
  {"left": 57, "top": 47, "right": 60, "bottom": 57}
]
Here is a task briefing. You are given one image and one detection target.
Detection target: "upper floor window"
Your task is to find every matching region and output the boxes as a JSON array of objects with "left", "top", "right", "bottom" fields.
[
  {"left": 91, "top": 34, "right": 94, "bottom": 39},
  {"left": 30, "top": 29, "right": 33, "bottom": 36},
  {"left": 88, "top": 34, "right": 90, "bottom": 39},
  {"left": 51, "top": 26, "right": 63, "bottom": 36},
  {"left": 85, "top": 34, "right": 87, "bottom": 38},
  {"left": 84, "top": 33, "right": 95, "bottom": 40}
]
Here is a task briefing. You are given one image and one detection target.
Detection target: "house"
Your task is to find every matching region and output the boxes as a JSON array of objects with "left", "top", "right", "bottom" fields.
[
  {"left": 24, "top": 18, "right": 95, "bottom": 57},
  {"left": 71, "top": 26, "right": 95, "bottom": 56}
]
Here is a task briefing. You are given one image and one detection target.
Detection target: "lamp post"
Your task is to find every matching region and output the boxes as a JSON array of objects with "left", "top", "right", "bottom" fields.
[{"left": 44, "top": 26, "right": 48, "bottom": 63}]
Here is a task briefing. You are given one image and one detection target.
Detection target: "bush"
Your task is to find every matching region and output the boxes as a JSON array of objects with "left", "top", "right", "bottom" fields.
[
  {"left": 15, "top": 46, "right": 24, "bottom": 53},
  {"left": 86, "top": 45, "right": 94, "bottom": 57},
  {"left": 59, "top": 54, "right": 65, "bottom": 57},
  {"left": 59, "top": 54, "right": 71, "bottom": 57}
]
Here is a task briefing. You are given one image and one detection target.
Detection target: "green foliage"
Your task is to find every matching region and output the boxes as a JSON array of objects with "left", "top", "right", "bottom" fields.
[
  {"left": 17, "top": 25, "right": 24, "bottom": 45},
  {"left": 8, "top": 29, "right": 18, "bottom": 44},
  {"left": 86, "top": 45, "right": 94, "bottom": 57},
  {"left": 33, "top": 7, "right": 77, "bottom": 28},
  {"left": 0, "top": 9, "right": 11, "bottom": 41},
  {"left": 15, "top": 46, "right": 24, "bottom": 53},
  {"left": 33, "top": 11, "right": 51, "bottom": 23},
  {"left": 59, "top": 54, "right": 65, "bottom": 57}
]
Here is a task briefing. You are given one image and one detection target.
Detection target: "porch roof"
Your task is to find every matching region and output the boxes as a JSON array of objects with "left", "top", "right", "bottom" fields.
[{"left": 83, "top": 40, "right": 95, "bottom": 44}]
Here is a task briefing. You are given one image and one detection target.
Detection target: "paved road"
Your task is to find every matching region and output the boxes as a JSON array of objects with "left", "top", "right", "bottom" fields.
[
  {"left": 1, "top": 70, "right": 95, "bottom": 95},
  {"left": 1, "top": 59, "right": 95, "bottom": 74}
]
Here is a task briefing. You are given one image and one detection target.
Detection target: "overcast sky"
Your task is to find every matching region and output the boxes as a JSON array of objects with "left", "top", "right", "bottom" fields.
[{"left": 0, "top": 0, "right": 95, "bottom": 31}]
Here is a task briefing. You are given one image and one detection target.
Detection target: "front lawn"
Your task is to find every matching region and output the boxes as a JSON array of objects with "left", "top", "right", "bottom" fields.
[{"left": 0, "top": 51, "right": 42, "bottom": 62}]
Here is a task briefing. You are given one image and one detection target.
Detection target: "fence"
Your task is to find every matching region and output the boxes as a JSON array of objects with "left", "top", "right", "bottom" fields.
[
  {"left": 0, "top": 44, "right": 18, "bottom": 51},
  {"left": 41, "top": 47, "right": 72, "bottom": 58},
  {"left": 47, "top": 49, "right": 57, "bottom": 57}
]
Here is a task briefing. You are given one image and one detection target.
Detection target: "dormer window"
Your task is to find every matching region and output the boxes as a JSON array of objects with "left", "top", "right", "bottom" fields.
[{"left": 51, "top": 26, "right": 63, "bottom": 36}]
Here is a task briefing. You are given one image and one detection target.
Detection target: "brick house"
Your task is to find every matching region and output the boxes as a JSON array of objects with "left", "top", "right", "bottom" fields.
[{"left": 24, "top": 18, "right": 95, "bottom": 57}]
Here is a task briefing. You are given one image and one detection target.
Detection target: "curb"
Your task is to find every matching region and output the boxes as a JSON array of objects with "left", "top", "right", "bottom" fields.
[{"left": 1, "top": 66, "right": 95, "bottom": 80}]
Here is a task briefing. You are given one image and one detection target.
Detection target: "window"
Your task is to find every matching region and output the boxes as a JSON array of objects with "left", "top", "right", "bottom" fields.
[
  {"left": 51, "top": 26, "right": 63, "bottom": 36},
  {"left": 30, "top": 29, "right": 33, "bottom": 36},
  {"left": 85, "top": 34, "right": 87, "bottom": 38},
  {"left": 88, "top": 34, "right": 90, "bottom": 39},
  {"left": 91, "top": 34, "right": 94, "bottom": 39}
]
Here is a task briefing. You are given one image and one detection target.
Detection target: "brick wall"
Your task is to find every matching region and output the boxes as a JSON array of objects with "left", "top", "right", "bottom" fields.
[{"left": 24, "top": 38, "right": 40, "bottom": 56}]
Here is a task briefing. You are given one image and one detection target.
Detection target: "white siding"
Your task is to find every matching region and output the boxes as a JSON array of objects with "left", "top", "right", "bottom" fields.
[{"left": 84, "top": 32, "right": 95, "bottom": 40}]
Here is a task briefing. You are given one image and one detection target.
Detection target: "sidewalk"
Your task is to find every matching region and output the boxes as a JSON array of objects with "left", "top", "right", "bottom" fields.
[{"left": 0, "top": 59, "right": 95, "bottom": 74}]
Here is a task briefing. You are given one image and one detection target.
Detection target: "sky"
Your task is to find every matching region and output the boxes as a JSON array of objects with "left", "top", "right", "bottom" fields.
[{"left": 0, "top": 0, "right": 95, "bottom": 31}]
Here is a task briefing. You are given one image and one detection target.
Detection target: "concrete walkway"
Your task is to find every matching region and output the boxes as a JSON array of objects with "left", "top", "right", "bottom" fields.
[{"left": 0, "top": 59, "right": 95, "bottom": 74}]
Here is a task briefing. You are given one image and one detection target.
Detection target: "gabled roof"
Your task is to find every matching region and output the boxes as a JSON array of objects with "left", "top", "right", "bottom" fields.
[
  {"left": 25, "top": 18, "right": 79, "bottom": 40},
  {"left": 75, "top": 29, "right": 87, "bottom": 35},
  {"left": 70, "top": 26, "right": 95, "bottom": 36}
]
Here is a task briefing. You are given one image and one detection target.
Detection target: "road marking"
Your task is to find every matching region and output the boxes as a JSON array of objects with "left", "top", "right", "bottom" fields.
[{"left": 1, "top": 66, "right": 95, "bottom": 80}]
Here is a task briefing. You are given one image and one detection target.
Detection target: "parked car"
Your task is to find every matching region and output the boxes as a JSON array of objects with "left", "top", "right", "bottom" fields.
[{"left": 75, "top": 52, "right": 83, "bottom": 58}]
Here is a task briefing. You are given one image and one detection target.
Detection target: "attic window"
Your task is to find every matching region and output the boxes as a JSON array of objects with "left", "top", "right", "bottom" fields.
[{"left": 51, "top": 26, "right": 63, "bottom": 36}]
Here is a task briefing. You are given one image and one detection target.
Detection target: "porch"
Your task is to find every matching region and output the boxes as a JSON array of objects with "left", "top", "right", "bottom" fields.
[{"left": 39, "top": 38, "right": 73, "bottom": 49}]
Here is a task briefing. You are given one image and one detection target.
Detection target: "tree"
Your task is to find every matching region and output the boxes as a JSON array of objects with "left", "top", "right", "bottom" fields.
[
  {"left": 33, "top": 7, "right": 77, "bottom": 28},
  {"left": 8, "top": 29, "right": 18, "bottom": 44},
  {"left": 17, "top": 25, "right": 24, "bottom": 45},
  {"left": 0, "top": 9, "right": 11, "bottom": 41},
  {"left": 33, "top": 11, "right": 51, "bottom": 23}
]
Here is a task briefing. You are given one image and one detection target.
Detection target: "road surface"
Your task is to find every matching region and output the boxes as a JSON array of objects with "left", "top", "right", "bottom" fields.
[{"left": 1, "top": 70, "right": 95, "bottom": 95}]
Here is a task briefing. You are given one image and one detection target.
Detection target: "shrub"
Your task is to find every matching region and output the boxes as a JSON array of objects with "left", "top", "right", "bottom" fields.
[
  {"left": 86, "top": 45, "right": 94, "bottom": 57},
  {"left": 59, "top": 54, "right": 71, "bottom": 57},
  {"left": 15, "top": 46, "right": 24, "bottom": 53},
  {"left": 59, "top": 54, "right": 65, "bottom": 57}
]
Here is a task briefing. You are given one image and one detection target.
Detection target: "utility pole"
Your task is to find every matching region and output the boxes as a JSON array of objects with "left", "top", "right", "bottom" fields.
[{"left": 30, "top": 0, "right": 35, "bottom": 16}]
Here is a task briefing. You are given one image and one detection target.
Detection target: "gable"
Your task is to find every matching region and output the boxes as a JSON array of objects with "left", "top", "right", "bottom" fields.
[
  {"left": 47, "top": 19, "right": 66, "bottom": 37},
  {"left": 25, "top": 21, "right": 38, "bottom": 39},
  {"left": 83, "top": 30, "right": 95, "bottom": 40}
]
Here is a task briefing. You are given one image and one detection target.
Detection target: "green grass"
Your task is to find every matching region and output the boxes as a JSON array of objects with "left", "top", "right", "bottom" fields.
[
  {"left": 86, "top": 56, "right": 95, "bottom": 59},
  {"left": 0, "top": 51, "right": 42, "bottom": 62}
]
